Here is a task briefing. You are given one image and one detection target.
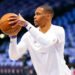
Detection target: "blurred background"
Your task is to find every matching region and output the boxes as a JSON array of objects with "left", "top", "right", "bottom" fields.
[{"left": 0, "top": 0, "right": 75, "bottom": 75}]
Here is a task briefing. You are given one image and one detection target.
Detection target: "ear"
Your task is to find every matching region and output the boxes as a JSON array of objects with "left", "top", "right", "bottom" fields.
[{"left": 46, "top": 14, "right": 52, "bottom": 19}]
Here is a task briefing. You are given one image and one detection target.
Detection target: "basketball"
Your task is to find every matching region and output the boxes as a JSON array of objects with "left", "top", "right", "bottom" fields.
[{"left": 0, "top": 13, "right": 22, "bottom": 36}]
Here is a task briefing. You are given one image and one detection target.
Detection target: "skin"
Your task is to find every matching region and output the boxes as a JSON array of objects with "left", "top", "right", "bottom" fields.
[
  {"left": 8, "top": 7, "right": 53, "bottom": 35},
  {"left": 34, "top": 7, "right": 52, "bottom": 33}
]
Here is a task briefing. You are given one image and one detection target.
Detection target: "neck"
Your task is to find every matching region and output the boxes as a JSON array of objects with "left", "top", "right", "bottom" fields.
[{"left": 39, "top": 22, "right": 51, "bottom": 33}]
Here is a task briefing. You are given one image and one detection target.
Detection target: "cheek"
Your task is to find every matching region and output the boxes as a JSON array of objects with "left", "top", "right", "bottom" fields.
[
  {"left": 38, "top": 16, "right": 44, "bottom": 22},
  {"left": 36, "top": 17, "right": 41, "bottom": 24},
  {"left": 39, "top": 17, "right": 46, "bottom": 24},
  {"left": 37, "top": 16, "right": 47, "bottom": 25}
]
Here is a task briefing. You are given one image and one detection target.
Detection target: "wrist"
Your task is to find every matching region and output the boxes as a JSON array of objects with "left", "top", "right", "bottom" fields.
[
  {"left": 26, "top": 23, "right": 32, "bottom": 31},
  {"left": 10, "top": 35, "right": 17, "bottom": 38},
  {"left": 24, "top": 21, "right": 28, "bottom": 27}
]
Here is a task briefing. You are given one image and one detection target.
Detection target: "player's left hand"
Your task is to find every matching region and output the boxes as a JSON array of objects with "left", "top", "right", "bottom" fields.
[{"left": 8, "top": 14, "right": 28, "bottom": 28}]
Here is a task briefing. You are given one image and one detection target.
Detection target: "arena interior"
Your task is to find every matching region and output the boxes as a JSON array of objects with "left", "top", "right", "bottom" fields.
[{"left": 0, "top": 0, "right": 75, "bottom": 75}]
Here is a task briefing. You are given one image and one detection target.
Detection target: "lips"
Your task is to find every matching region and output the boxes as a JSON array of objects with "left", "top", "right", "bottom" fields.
[
  {"left": 34, "top": 20, "right": 38, "bottom": 26},
  {"left": 34, "top": 19, "right": 37, "bottom": 22},
  {"left": 34, "top": 20, "right": 38, "bottom": 23}
]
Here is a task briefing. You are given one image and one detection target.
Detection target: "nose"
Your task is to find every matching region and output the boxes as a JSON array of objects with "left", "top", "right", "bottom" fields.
[{"left": 34, "top": 15, "right": 37, "bottom": 20}]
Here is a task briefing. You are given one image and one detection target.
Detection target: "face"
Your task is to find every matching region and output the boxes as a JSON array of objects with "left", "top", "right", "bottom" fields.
[{"left": 34, "top": 7, "right": 51, "bottom": 27}]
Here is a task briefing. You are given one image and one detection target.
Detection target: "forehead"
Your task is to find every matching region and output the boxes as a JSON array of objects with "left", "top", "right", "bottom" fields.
[{"left": 35, "top": 7, "right": 44, "bottom": 13}]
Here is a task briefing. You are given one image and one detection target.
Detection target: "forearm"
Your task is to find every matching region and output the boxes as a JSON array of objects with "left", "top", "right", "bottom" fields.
[
  {"left": 9, "top": 38, "right": 27, "bottom": 61},
  {"left": 26, "top": 23, "right": 57, "bottom": 47},
  {"left": 9, "top": 38, "right": 20, "bottom": 60}
]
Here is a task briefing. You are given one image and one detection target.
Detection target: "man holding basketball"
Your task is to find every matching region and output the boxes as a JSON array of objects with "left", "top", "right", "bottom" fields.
[{"left": 8, "top": 5, "right": 71, "bottom": 75}]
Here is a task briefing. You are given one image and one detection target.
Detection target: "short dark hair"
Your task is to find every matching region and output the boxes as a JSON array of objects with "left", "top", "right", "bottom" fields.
[{"left": 39, "top": 5, "right": 54, "bottom": 17}]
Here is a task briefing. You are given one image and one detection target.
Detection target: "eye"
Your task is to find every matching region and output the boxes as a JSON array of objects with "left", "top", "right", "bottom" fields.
[
  {"left": 37, "top": 13, "right": 40, "bottom": 15},
  {"left": 35, "top": 12, "right": 41, "bottom": 16}
]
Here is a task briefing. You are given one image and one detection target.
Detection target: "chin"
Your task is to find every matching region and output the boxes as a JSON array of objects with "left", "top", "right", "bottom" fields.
[{"left": 34, "top": 24, "right": 39, "bottom": 27}]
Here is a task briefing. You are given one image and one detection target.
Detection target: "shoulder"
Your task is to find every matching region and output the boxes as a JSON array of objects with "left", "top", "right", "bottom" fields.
[
  {"left": 52, "top": 25, "right": 65, "bottom": 42},
  {"left": 52, "top": 24, "right": 64, "bottom": 30},
  {"left": 52, "top": 25, "right": 65, "bottom": 34}
]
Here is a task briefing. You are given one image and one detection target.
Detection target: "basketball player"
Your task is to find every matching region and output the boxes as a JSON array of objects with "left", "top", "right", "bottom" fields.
[{"left": 8, "top": 5, "right": 71, "bottom": 75}]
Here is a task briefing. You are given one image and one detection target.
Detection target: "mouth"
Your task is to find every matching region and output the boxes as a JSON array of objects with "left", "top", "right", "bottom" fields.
[
  {"left": 34, "top": 20, "right": 38, "bottom": 24},
  {"left": 34, "top": 19, "right": 37, "bottom": 22}
]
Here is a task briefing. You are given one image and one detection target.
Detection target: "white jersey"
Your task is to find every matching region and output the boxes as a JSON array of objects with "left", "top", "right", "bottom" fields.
[{"left": 9, "top": 24, "right": 71, "bottom": 75}]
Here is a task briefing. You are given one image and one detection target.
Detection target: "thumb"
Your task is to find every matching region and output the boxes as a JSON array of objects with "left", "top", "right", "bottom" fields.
[
  {"left": 18, "top": 13, "right": 22, "bottom": 17},
  {"left": 18, "top": 14, "right": 25, "bottom": 22}
]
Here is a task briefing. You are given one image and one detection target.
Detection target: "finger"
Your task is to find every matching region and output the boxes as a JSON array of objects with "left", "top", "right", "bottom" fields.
[
  {"left": 11, "top": 20, "right": 21, "bottom": 28},
  {"left": 8, "top": 18, "right": 17, "bottom": 21},
  {"left": 18, "top": 13, "right": 20, "bottom": 16},
  {"left": 18, "top": 13, "right": 22, "bottom": 18},
  {"left": 9, "top": 20, "right": 18, "bottom": 26},
  {"left": 18, "top": 13, "right": 21, "bottom": 16},
  {"left": 11, "top": 24, "right": 18, "bottom": 28},
  {"left": 8, "top": 16, "right": 18, "bottom": 21},
  {"left": 9, "top": 15, "right": 17, "bottom": 18}
]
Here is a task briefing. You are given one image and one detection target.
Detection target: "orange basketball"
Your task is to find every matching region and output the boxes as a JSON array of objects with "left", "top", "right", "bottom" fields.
[{"left": 0, "top": 13, "right": 22, "bottom": 36}]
